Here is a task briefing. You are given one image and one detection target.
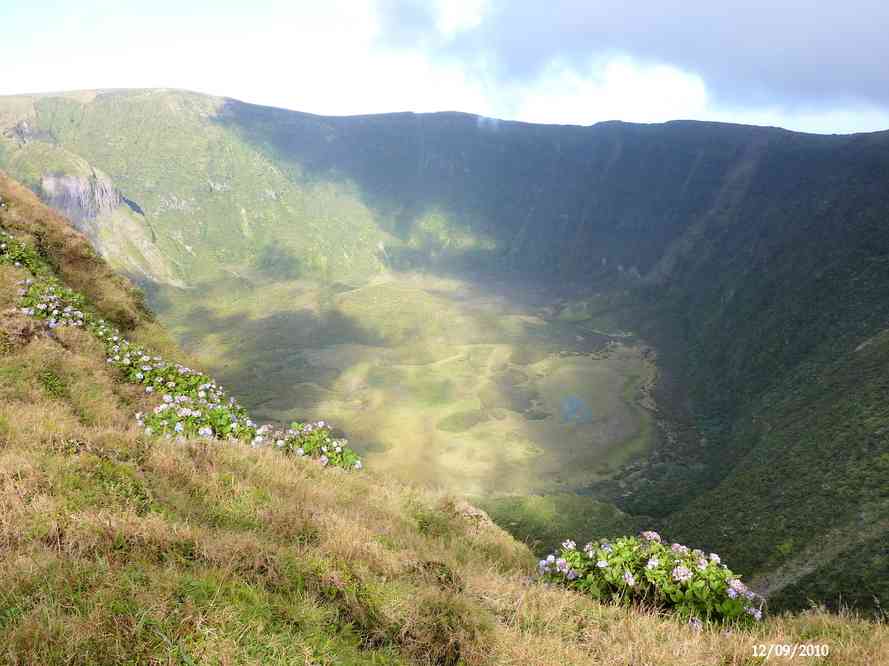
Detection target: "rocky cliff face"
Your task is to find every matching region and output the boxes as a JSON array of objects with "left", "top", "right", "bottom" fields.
[
  {"left": 40, "top": 170, "right": 121, "bottom": 225},
  {"left": 35, "top": 170, "right": 183, "bottom": 287}
]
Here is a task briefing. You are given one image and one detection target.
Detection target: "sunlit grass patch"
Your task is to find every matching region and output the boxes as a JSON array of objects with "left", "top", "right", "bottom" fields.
[
  {"left": 437, "top": 409, "right": 489, "bottom": 433},
  {"left": 54, "top": 455, "right": 154, "bottom": 515}
]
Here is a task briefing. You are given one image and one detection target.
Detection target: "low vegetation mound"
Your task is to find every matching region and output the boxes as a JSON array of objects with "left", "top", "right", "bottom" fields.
[
  {"left": 1, "top": 174, "right": 887, "bottom": 664},
  {"left": 540, "top": 532, "right": 763, "bottom": 626}
]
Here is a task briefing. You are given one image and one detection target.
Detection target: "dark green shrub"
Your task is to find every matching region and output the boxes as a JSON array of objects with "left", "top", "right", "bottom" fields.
[{"left": 540, "top": 530, "right": 764, "bottom": 626}]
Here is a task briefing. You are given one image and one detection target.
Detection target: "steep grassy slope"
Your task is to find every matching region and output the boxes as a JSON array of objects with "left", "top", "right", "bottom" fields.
[
  {"left": 629, "top": 134, "right": 889, "bottom": 612},
  {"left": 0, "top": 90, "right": 887, "bottom": 613},
  {"left": 6, "top": 175, "right": 889, "bottom": 665}
]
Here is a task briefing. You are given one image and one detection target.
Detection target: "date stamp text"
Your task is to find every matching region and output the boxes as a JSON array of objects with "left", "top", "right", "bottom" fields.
[{"left": 752, "top": 644, "right": 830, "bottom": 659}]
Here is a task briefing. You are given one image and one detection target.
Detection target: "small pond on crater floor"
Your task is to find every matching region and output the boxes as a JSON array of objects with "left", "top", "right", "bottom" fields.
[{"left": 151, "top": 272, "right": 657, "bottom": 498}]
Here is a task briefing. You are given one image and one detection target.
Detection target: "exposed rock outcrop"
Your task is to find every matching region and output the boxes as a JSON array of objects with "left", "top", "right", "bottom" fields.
[
  {"left": 35, "top": 170, "right": 184, "bottom": 287},
  {"left": 40, "top": 170, "right": 121, "bottom": 224},
  {"left": 2, "top": 119, "right": 54, "bottom": 144}
]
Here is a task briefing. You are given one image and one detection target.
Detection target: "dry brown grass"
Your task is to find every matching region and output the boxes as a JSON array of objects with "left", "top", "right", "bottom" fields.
[
  {"left": 1, "top": 320, "right": 887, "bottom": 664},
  {"left": 0, "top": 265, "right": 22, "bottom": 310}
]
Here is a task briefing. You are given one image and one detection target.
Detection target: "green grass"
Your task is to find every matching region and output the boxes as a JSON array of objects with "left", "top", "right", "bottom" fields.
[
  {"left": 37, "top": 369, "right": 68, "bottom": 399},
  {"left": 436, "top": 410, "right": 489, "bottom": 433},
  {"left": 476, "top": 493, "right": 647, "bottom": 556},
  {"left": 602, "top": 369, "right": 655, "bottom": 471}
]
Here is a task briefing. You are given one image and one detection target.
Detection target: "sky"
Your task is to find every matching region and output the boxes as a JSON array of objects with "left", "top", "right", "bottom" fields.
[{"left": 2, "top": 0, "right": 889, "bottom": 134}]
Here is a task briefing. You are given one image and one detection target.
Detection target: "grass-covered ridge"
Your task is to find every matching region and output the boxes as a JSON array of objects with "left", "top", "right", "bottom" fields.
[
  {"left": 2, "top": 174, "right": 887, "bottom": 663},
  {"left": 0, "top": 90, "right": 394, "bottom": 286}
]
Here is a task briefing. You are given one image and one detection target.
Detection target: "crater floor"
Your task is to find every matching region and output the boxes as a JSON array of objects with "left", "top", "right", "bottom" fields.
[{"left": 152, "top": 272, "right": 657, "bottom": 497}]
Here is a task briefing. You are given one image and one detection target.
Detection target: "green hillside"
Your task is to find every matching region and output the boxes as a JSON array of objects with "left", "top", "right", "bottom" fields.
[
  {"left": 6, "top": 171, "right": 888, "bottom": 664},
  {"left": 0, "top": 90, "right": 391, "bottom": 285},
  {"left": 0, "top": 89, "right": 887, "bottom": 615}
]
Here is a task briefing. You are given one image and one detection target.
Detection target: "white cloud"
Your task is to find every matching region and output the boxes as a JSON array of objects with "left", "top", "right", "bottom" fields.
[
  {"left": 705, "top": 104, "right": 889, "bottom": 135},
  {"left": 504, "top": 57, "right": 709, "bottom": 125},
  {"left": 434, "top": 0, "right": 488, "bottom": 38},
  {"left": 1, "top": 1, "right": 887, "bottom": 133}
]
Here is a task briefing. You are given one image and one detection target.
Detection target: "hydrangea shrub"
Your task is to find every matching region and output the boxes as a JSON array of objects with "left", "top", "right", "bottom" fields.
[
  {"left": 1, "top": 227, "right": 362, "bottom": 471},
  {"left": 539, "top": 531, "right": 764, "bottom": 626}
]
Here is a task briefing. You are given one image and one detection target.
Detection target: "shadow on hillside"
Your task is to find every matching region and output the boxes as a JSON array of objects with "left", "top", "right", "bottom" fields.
[
  {"left": 210, "top": 97, "right": 796, "bottom": 281},
  {"left": 142, "top": 282, "right": 385, "bottom": 416}
]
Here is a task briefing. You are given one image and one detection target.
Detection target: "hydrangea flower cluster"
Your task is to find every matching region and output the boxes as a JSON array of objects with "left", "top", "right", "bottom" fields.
[
  {"left": 1, "top": 226, "right": 363, "bottom": 471},
  {"left": 538, "top": 530, "right": 764, "bottom": 626},
  {"left": 18, "top": 278, "right": 87, "bottom": 329},
  {"left": 0, "top": 228, "right": 44, "bottom": 273},
  {"left": 267, "top": 421, "right": 362, "bottom": 469}
]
